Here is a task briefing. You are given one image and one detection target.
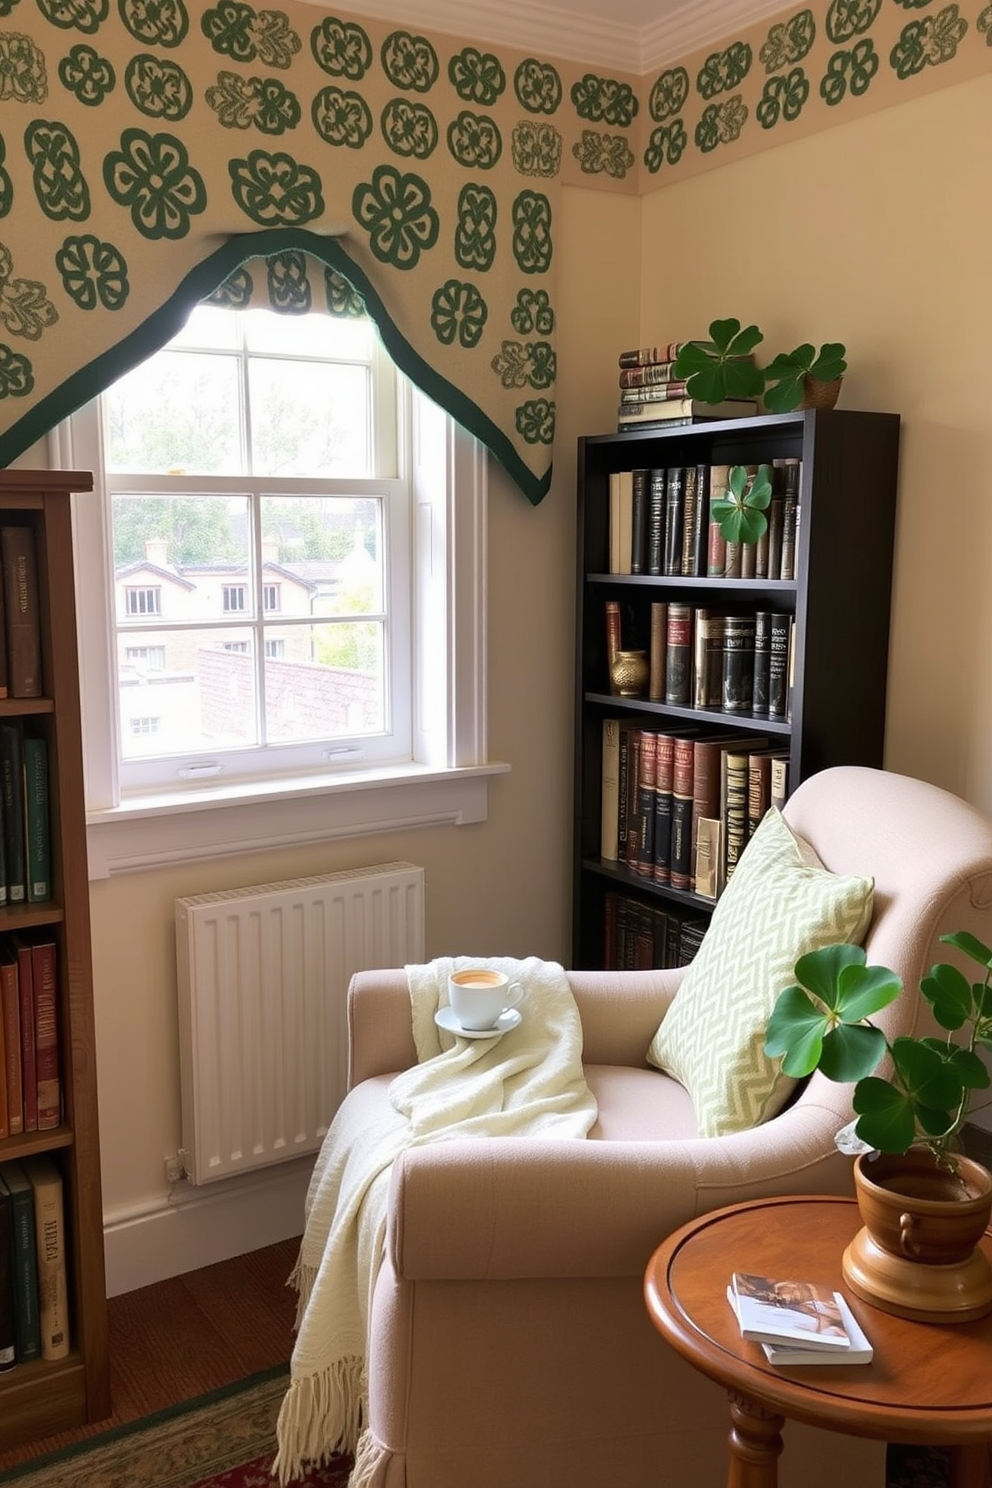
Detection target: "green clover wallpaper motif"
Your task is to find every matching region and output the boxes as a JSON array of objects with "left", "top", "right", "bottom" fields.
[{"left": 0, "top": 0, "right": 990, "bottom": 502}]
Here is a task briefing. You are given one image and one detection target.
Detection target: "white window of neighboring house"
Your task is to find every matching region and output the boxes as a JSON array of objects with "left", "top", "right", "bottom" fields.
[
  {"left": 124, "top": 646, "right": 166, "bottom": 670},
  {"left": 60, "top": 301, "right": 502, "bottom": 878}
]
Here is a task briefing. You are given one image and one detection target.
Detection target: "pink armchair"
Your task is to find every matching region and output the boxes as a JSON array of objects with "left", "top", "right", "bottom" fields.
[{"left": 341, "top": 767, "right": 992, "bottom": 1488}]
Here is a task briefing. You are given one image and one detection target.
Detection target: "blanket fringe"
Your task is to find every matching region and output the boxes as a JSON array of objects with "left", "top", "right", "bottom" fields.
[
  {"left": 349, "top": 1427, "right": 390, "bottom": 1488},
  {"left": 272, "top": 1355, "right": 367, "bottom": 1486},
  {"left": 286, "top": 1258, "right": 318, "bottom": 1331}
]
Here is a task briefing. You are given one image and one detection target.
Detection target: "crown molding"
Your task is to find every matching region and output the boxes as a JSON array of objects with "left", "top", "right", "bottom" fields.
[{"left": 292, "top": 0, "right": 786, "bottom": 73}]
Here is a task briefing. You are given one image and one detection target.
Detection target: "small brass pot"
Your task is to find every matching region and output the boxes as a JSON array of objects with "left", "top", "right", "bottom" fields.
[{"left": 610, "top": 649, "right": 649, "bottom": 698}]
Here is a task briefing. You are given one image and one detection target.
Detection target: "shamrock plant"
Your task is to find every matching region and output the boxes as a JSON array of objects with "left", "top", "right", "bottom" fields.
[
  {"left": 673, "top": 318, "right": 847, "bottom": 413},
  {"left": 764, "top": 932, "right": 992, "bottom": 1168},
  {"left": 711, "top": 462, "right": 772, "bottom": 545}
]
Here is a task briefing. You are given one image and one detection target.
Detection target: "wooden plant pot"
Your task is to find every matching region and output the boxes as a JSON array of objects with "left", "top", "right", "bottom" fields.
[{"left": 843, "top": 1150, "right": 992, "bottom": 1323}]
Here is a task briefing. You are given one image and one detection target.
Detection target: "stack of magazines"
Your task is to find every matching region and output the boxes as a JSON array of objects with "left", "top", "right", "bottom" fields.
[{"left": 727, "top": 1271, "right": 873, "bottom": 1367}]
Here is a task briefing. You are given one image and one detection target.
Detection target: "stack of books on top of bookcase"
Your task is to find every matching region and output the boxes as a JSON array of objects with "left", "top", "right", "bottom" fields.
[
  {"left": 615, "top": 344, "right": 759, "bottom": 433},
  {"left": 608, "top": 459, "right": 800, "bottom": 580},
  {"left": 600, "top": 719, "right": 789, "bottom": 901}
]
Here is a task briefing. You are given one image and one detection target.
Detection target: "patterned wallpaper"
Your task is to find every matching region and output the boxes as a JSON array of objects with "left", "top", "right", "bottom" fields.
[{"left": 0, "top": 1, "right": 987, "bottom": 503}]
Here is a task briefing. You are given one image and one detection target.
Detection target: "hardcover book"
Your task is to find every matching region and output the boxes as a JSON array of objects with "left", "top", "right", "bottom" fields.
[
  {"left": 0, "top": 1178, "right": 15, "bottom": 1371},
  {"left": 0, "top": 526, "right": 42, "bottom": 699},
  {"left": 0, "top": 1160, "right": 40, "bottom": 1362},
  {"left": 729, "top": 1272, "right": 851, "bottom": 1349},
  {"left": 20, "top": 1154, "right": 69, "bottom": 1361}
]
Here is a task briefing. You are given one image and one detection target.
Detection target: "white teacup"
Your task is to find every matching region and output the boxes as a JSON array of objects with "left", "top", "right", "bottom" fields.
[{"left": 448, "top": 968, "right": 523, "bottom": 1031}]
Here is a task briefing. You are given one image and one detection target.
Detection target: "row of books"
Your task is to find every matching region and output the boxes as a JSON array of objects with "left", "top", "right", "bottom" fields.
[
  {"left": 728, "top": 1270, "right": 872, "bottom": 1367},
  {"left": 606, "top": 600, "right": 795, "bottom": 722},
  {"left": 0, "top": 933, "right": 60, "bottom": 1140},
  {"left": 615, "top": 342, "right": 759, "bottom": 432},
  {"left": 0, "top": 726, "right": 51, "bottom": 908},
  {"left": 600, "top": 719, "right": 789, "bottom": 898},
  {"left": 608, "top": 459, "right": 800, "bottom": 580},
  {"left": 0, "top": 524, "right": 43, "bottom": 701},
  {"left": 603, "top": 892, "right": 707, "bottom": 971},
  {"left": 0, "top": 1155, "right": 69, "bottom": 1370}
]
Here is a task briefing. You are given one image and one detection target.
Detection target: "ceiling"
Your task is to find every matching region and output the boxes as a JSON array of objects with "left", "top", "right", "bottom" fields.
[{"left": 294, "top": 0, "right": 790, "bottom": 72}]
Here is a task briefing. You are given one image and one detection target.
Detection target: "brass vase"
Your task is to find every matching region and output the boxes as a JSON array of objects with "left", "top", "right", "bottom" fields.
[
  {"left": 842, "top": 1150, "right": 992, "bottom": 1323},
  {"left": 610, "top": 649, "right": 649, "bottom": 698}
]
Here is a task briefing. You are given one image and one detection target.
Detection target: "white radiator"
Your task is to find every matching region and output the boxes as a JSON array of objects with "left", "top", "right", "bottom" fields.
[{"left": 175, "top": 862, "right": 425, "bottom": 1184}]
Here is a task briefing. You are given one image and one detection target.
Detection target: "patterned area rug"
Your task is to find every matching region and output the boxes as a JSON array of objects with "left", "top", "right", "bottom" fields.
[{"left": 0, "top": 1370, "right": 352, "bottom": 1488}]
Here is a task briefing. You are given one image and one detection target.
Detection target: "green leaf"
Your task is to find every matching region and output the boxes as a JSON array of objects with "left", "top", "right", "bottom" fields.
[
  {"left": 891, "top": 1037, "right": 963, "bottom": 1111},
  {"left": 945, "top": 1046, "right": 991, "bottom": 1091},
  {"left": 941, "top": 929, "right": 992, "bottom": 968},
  {"left": 793, "top": 943, "right": 866, "bottom": 1005},
  {"left": 764, "top": 985, "right": 827, "bottom": 1075},
  {"left": 808, "top": 342, "right": 847, "bottom": 381},
  {"left": 852, "top": 1077, "right": 917, "bottom": 1153},
  {"left": 763, "top": 374, "right": 806, "bottom": 414},
  {"left": 708, "top": 318, "right": 764, "bottom": 357},
  {"left": 921, "top": 963, "right": 972, "bottom": 1030},
  {"left": 818, "top": 1022, "right": 886, "bottom": 1082}
]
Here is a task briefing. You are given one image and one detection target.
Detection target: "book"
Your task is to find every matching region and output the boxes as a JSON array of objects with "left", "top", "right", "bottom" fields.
[
  {"left": 14, "top": 936, "right": 36, "bottom": 1134},
  {"left": 617, "top": 341, "right": 704, "bottom": 368},
  {"left": 752, "top": 611, "right": 771, "bottom": 717},
  {"left": 618, "top": 397, "right": 759, "bottom": 427},
  {"left": 623, "top": 730, "right": 643, "bottom": 871},
  {"left": 619, "top": 380, "right": 691, "bottom": 403},
  {"left": 630, "top": 468, "right": 649, "bottom": 574},
  {"left": 648, "top": 601, "right": 667, "bottom": 702},
  {"left": 20, "top": 1155, "right": 69, "bottom": 1360},
  {"left": 771, "top": 754, "right": 790, "bottom": 812},
  {"left": 729, "top": 1272, "right": 864, "bottom": 1353},
  {"left": 609, "top": 471, "right": 633, "bottom": 574},
  {"left": 692, "top": 609, "right": 724, "bottom": 711},
  {"left": 601, "top": 719, "right": 638, "bottom": 861},
  {"left": 670, "top": 734, "right": 697, "bottom": 890},
  {"left": 1, "top": 526, "right": 42, "bottom": 698},
  {"left": 706, "top": 465, "right": 730, "bottom": 577},
  {"left": 664, "top": 603, "right": 692, "bottom": 705},
  {"left": 663, "top": 467, "right": 686, "bottom": 577},
  {"left": 680, "top": 465, "right": 699, "bottom": 577},
  {"left": 723, "top": 750, "right": 751, "bottom": 882},
  {"left": 23, "top": 736, "right": 50, "bottom": 903},
  {"left": 618, "top": 361, "right": 681, "bottom": 388},
  {"left": 646, "top": 467, "right": 666, "bottom": 575},
  {"left": 0, "top": 722, "right": 25, "bottom": 904},
  {"left": 0, "top": 1161, "right": 41, "bottom": 1363},
  {"left": 722, "top": 614, "right": 756, "bottom": 715},
  {"left": 604, "top": 600, "right": 621, "bottom": 685},
  {"left": 768, "top": 612, "right": 792, "bottom": 720},
  {"left": 0, "top": 1177, "right": 15, "bottom": 1370},
  {"left": 694, "top": 817, "right": 722, "bottom": 899},
  {"left": 685, "top": 463, "right": 709, "bottom": 578},
  {"left": 31, "top": 938, "right": 59, "bottom": 1130},
  {"left": 0, "top": 953, "right": 20, "bottom": 1136},
  {"left": 778, "top": 458, "right": 801, "bottom": 581},
  {"left": 652, "top": 732, "right": 675, "bottom": 886},
  {"left": 747, "top": 749, "right": 788, "bottom": 841},
  {"left": 631, "top": 729, "right": 658, "bottom": 877}
]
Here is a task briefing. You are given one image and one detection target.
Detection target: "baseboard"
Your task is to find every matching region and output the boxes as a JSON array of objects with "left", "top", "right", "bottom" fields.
[{"left": 102, "top": 1157, "right": 312, "bottom": 1296}]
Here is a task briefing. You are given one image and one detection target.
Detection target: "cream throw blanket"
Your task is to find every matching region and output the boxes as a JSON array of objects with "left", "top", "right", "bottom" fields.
[{"left": 274, "top": 955, "right": 597, "bottom": 1486}]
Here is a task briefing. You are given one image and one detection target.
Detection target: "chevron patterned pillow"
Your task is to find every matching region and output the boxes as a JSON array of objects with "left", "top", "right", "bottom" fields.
[{"left": 646, "top": 807, "right": 874, "bottom": 1137}]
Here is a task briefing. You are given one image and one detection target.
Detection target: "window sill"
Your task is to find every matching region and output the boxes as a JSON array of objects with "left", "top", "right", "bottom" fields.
[{"left": 85, "top": 761, "right": 511, "bottom": 879}]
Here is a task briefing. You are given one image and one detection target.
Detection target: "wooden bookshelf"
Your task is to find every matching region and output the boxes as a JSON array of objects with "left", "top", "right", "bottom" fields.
[
  {"left": 0, "top": 471, "right": 109, "bottom": 1448},
  {"left": 573, "top": 409, "right": 901, "bottom": 970}
]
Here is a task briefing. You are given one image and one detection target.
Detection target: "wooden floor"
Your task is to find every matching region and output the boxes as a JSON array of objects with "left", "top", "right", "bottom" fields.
[{"left": 0, "top": 1236, "right": 301, "bottom": 1474}]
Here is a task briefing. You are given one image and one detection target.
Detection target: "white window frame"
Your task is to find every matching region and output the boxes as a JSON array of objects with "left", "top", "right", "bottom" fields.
[{"left": 55, "top": 383, "right": 507, "bottom": 879}]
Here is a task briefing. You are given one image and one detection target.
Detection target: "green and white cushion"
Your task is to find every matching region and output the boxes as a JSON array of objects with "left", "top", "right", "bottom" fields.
[{"left": 646, "top": 807, "right": 874, "bottom": 1137}]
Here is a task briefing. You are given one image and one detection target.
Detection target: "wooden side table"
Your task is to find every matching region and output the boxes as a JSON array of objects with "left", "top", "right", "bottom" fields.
[{"left": 644, "top": 1195, "right": 992, "bottom": 1488}]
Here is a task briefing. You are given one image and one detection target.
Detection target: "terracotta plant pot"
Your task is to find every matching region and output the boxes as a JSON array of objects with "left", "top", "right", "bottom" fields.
[{"left": 842, "top": 1150, "right": 992, "bottom": 1323}]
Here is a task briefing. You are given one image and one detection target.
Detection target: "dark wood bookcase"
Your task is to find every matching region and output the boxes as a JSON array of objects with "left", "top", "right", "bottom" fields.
[
  {"left": 0, "top": 471, "right": 109, "bottom": 1449},
  {"left": 573, "top": 409, "right": 901, "bottom": 970}
]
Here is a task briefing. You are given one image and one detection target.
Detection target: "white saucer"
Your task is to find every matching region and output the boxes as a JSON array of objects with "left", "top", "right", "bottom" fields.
[{"left": 435, "top": 1006, "right": 522, "bottom": 1039}]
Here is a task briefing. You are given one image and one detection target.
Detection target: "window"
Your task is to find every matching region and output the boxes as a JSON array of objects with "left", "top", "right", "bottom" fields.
[
  {"left": 60, "top": 297, "right": 500, "bottom": 878},
  {"left": 126, "top": 587, "right": 161, "bottom": 616},
  {"left": 130, "top": 717, "right": 161, "bottom": 736},
  {"left": 125, "top": 646, "right": 166, "bottom": 670}
]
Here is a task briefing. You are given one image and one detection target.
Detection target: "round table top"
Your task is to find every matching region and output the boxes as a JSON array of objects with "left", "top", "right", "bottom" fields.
[{"left": 643, "top": 1194, "right": 992, "bottom": 1445}]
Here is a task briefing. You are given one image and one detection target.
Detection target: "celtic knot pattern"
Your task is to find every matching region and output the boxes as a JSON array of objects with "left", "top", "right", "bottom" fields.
[
  {"left": 206, "top": 72, "right": 299, "bottom": 133},
  {"left": 760, "top": 10, "right": 816, "bottom": 71},
  {"left": 0, "top": 343, "right": 32, "bottom": 399},
  {"left": 36, "top": 0, "right": 107, "bottom": 33},
  {"left": 266, "top": 250, "right": 311, "bottom": 312},
  {"left": 352, "top": 164, "right": 439, "bottom": 269},
  {"left": 381, "top": 31, "right": 438, "bottom": 92},
  {"left": 125, "top": 55, "right": 192, "bottom": 120},
  {"left": 570, "top": 74, "right": 638, "bottom": 126},
  {"left": 26, "top": 120, "right": 91, "bottom": 221},
  {"left": 825, "top": 0, "right": 882, "bottom": 43},
  {"left": 644, "top": 120, "right": 687, "bottom": 173},
  {"left": 571, "top": 130, "right": 634, "bottom": 178},
  {"left": 510, "top": 289, "right": 554, "bottom": 336},
  {"left": 448, "top": 47, "right": 505, "bottom": 105},
  {"left": 121, "top": 0, "right": 189, "bottom": 47},
  {"left": 515, "top": 398, "right": 554, "bottom": 445},
  {"left": 201, "top": 2, "right": 299, "bottom": 65},
  {"left": 207, "top": 266, "right": 253, "bottom": 308},
  {"left": 890, "top": 3, "right": 967, "bottom": 75},
  {"left": 454, "top": 183, "right": 496, "bottom": 271},
  {"left": 979, "top": 2, "right": 992, "bottom": 42},
  {"left": 0, "top": 242, "right": 57, "bottom": 338},
  {"left": 312, "top": 87, "right": 372, "bottom": 149},
  {"left": 310, "top": 15, "right": 371, "bottom": 79},
  {"left": 381, "top": 98, "right": 437, "bottom": 159},
  {"left": 228, "top": 148, "right": 323, "bottom": 224},
  {"left": 514, "top": 58, "right": 562, "bottom": 114},
  {"left": 756, "top": 67, "right": 810, "bottom": 127},
  {"left": 694, "top": 95, "right": 749, "bottom": 152},
  {"left": 648, "top": 67, "right": 689, "bottom": 121},
  {"left": 511, "top": 189, "right": 552, "bottom": 274},
  {"left": 103, "top": 127, "right": 206, "bottom": 238},
  {"left": 490, "top": 338, "right": 555, "bottom": 389},
  {"left": 430, "top": 278, "right": 487, "bottom": 347},
  {"left": 697, "top": 41, "right": 753, "bottom": 98},
  {"left": 58, "top": 44, "right": 115, "bottom": 106},
  {"left": 511, "top": 122, "right": 561, "bottom": 177},
  {"left": 820, "top": 39, "right": 878, "bottom": 103},
  {"left": 447, "top": 111, "right": 502, "bottom": 169},
  {"left": 0, "top": 31, "right": 47, "bottom": 102},
  {"left": 324, "top": 268, "right": 366, "bottom": 317},
  {"left": 55, "top": 233, "right": 129, "bottom": 310}
]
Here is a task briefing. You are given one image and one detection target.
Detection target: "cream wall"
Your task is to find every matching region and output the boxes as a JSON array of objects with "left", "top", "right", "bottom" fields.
[
  {"left": 91, "top": 184, "right": 642, "bottom": 1287},
  {"left": 639, "top": 71, "right": 992, "bottom": 815}
]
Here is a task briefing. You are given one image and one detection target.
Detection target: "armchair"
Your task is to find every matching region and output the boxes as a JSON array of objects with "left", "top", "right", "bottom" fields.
[{"left": 341, "top": 767, "right": 992, "bottom": 1488}]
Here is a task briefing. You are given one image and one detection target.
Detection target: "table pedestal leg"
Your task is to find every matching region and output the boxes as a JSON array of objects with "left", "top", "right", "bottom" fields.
[
  {"left": 726, "top": 1390, "right": 785, "bottom": 1488},
  {"left": 947, "top": 1443, "right": 990, "bottom": 1488}
]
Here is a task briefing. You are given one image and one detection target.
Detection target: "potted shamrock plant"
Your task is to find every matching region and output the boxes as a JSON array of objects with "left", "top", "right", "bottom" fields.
[{"left": 673, "top": 318, "right": 847, "bottom": 412}]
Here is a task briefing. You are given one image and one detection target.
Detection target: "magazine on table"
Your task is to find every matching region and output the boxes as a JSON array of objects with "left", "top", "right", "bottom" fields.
[{"left": 727, "top": 1272, "right": 873, "bottom": 1364}]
